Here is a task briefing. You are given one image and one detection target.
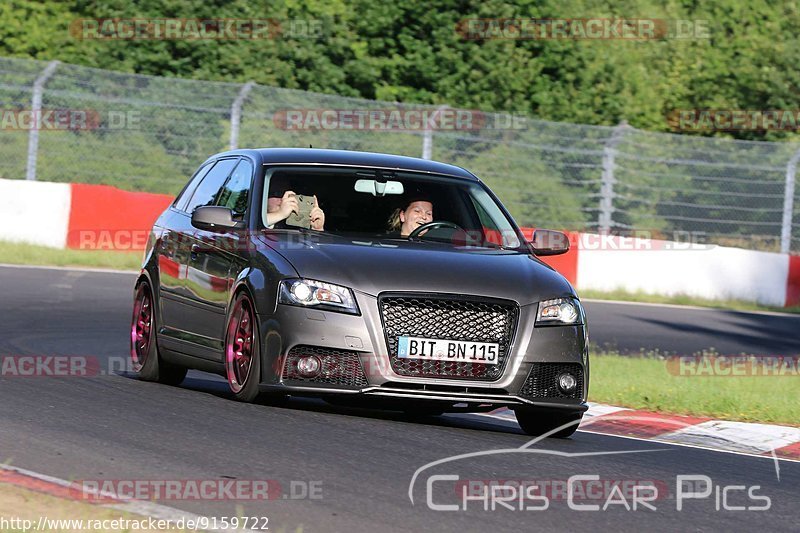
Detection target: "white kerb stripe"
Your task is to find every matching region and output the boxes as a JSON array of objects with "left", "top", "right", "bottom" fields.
[
  {"left": 658, "top": 420, "right": 800, "bottom": 454},
  {"left": 583, "top": 402, "right": 631, "bottom": 419}
]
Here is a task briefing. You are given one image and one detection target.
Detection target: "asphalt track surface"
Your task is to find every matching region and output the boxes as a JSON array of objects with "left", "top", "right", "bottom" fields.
[{"left": 0, "top": 265, "right": 798, "bottom": 532}]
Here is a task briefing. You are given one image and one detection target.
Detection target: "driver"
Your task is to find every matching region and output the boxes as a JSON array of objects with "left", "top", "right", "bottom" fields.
[{"left": 387, "top": 195, "right": 433, "bottom": 237}]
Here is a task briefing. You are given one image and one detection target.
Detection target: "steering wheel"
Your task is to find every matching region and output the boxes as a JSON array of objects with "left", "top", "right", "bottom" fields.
[{"left": 407, "top": 221, "right": 462, "bottom": 240}]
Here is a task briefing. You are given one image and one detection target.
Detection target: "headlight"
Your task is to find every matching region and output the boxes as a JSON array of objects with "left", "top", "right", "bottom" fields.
[
  {"left": 278, "top": 278, "right": 359, "bottom": 315},
  {"left": 536, "top": 297, "right": 584, "bottom": 325}
]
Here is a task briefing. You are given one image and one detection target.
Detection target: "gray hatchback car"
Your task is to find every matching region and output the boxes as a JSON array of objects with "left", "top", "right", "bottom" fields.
[{"left": 132, "top": 148, "right": 589, "bottom": 437}]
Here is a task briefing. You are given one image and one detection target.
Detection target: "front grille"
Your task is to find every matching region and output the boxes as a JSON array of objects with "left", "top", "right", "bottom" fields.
[
  {"left": 282, "top": 345, "right": 368, "bottom": 388},
  {"left": 519, "top": 363, "right": 584, "bottom": 400},
  {"left": 379, "top": 294, "right": 518, "bottom": 380}
]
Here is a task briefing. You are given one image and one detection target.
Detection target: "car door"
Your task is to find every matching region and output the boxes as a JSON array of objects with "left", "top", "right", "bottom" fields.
[
  {"left": 156, "top": 161, "right": 214, "bottom": 333},
  {"left": 183, "top": 157, "right": 255, "bottom": 360},
  {"left": 158, "top": 157, "right": 239, "bottom": 354}
]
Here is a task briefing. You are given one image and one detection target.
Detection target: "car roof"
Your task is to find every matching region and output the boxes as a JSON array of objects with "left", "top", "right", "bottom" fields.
[{"left": 207, "top": 148, "right": 479, "bottom": 181}]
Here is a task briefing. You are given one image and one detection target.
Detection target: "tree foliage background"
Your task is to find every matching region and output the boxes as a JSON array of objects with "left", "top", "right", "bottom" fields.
[{"left": 2, "top": 0, "right": 800, "bottom": 142}]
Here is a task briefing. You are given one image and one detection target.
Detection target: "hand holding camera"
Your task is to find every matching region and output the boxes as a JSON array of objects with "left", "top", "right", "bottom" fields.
[{"left": 268, "top": 190, "right": 324, "bottom": 230}]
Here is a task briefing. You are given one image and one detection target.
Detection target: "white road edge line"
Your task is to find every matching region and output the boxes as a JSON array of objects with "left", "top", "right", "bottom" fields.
[
  {"left": 0, "top": 464, "right": 255, "bottom": 533},
  {"left": 0, "top": 263, "right": 138, "bottom": 275},
  {"left": 582, "top": 298, "right": 800, "bottom": 318}
]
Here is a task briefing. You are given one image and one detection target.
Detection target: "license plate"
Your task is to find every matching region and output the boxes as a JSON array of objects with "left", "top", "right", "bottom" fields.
[{"left": 397, "top": 336, "right": 499, "bottom": 365}]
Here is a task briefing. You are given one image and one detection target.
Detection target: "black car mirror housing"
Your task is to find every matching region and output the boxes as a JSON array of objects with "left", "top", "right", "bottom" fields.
[
  {"left": 530, "top": 229, "right": 570, "bottom": 256},
  {"left": 191, "top": 206, "right": 244, "bottom": 232}
]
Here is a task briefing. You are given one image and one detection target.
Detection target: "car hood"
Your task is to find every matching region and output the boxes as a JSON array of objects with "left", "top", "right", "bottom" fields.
[{"left": 256, "top": 232, "right": 575, "bottom": 306}]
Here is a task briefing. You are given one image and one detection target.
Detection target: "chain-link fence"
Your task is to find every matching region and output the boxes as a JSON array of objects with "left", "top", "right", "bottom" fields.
[{"left": 1, "top": 56, "right": 799, "bottom": 253}]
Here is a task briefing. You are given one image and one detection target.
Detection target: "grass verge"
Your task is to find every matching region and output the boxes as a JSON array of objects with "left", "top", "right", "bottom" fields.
[
  {"left": 0, "top": 240, "right": 141, "bottom": 271},
  {"left": 589, "top": 352, "right": 798, "bottom": 426},
  {"left": 581, "top": 288, "right": 800, "bottom": 314}
]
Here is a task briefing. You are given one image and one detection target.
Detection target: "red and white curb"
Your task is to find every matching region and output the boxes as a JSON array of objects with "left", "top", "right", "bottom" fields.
[
  {"left": 0, "top": 464, "right": 255, "bottom": 533},
  {"left": 481, "top": 403, "right": 800, "bottom": 461}
]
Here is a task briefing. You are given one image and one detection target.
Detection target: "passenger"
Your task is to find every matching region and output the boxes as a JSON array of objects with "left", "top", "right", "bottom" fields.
[
  {"left": 387, "top": 196, "right": 433, "bottom": 237},
  {"left": 265, "top": 190, "right": 325, "bottom": 230}
]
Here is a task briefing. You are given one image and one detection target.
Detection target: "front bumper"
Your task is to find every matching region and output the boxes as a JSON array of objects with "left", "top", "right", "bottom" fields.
[
  {"left": 257, "top": 291, "right": 589, "bottom": 410},
  {"left": 259, "top": 382, "right": 587, "bottom": 413}
]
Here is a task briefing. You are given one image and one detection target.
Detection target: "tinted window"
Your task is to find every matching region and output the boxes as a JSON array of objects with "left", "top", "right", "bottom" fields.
[
  {"left": 184, "top": 158, "right": 239, "bottom": 213},
  {"left": 216, "top": 159, "right": 253, "bottom": 216},
  {"left": 174, "top": 162, "right": 213, "bottom": 212},
  {"left": 260, "top": 167, "right": 522, "bottom": 248}
]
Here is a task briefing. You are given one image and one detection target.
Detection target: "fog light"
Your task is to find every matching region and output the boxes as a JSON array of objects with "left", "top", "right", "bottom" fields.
[
  {"left": 557, "top": 373, "right": 577, "bottom": 393},
  {"left": 297, "top": 355, "right": 321, "bottom": 377}
]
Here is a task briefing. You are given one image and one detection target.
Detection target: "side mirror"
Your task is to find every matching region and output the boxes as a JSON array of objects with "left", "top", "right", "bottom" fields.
[
  {"left": 191, "top": 206, "right": 243, "bottom": 232},
  {"left": 530, "top": 229, "right": 570, "bottom": 256}
]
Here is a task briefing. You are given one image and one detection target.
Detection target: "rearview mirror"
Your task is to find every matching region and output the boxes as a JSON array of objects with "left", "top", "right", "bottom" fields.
[
  {"left": 191, "top": 206, "right": 243, "bottom": 232},
  {"left": 530, "top": 229, "right": 570, "bottom": 256},
  {"left": 354, "top": 179, "right": 404, "bottom": 196}
]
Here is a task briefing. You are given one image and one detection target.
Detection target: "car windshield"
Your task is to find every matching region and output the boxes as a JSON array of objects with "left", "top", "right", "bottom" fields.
[{"left": 261, "top": 166, "right": 523, "bottom": 249}]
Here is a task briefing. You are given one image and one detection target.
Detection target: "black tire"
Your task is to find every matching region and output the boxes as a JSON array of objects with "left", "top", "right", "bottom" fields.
[
  {"left": 130, "top": 280, "right": 187, "bottom": 386},
  {"left": 224, "top": 292, "right": 261, "bottom": 402},
  {"left": 513, "top": 408, "right": 583, "bottom": 438}
]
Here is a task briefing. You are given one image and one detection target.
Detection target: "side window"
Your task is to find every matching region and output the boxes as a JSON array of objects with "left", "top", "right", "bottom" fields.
[
  {"left": 216, "top": 159, "right": 253, "bottom": 216},
  {"left": 470, "top": 193, "right": 497, "bottom": 230},
  {"left": 174, "top": 162, "right": 213, "bottom": 212},
  {"left": 184, "top": 158, "right": 239, "bottom": 213},
  {"left": 469, "top": 186, "right": 521, "bottom": 248}
]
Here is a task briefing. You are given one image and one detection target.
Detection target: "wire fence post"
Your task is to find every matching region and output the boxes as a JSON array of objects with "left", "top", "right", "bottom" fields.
[
  {"left": 25, "top": 60, "right": 59, "bottom": 181},
  {"left": 781, "top": 148, "right": 800, "bottom": 253},
  {"left": 597, "top": 120, "right": 628, "bottom": 233},
  {"left": 421, "top": 131, "right": 432, "bottom": 159},
  {"left": 421, "top": 105, "right": 449, "bottom": 160},
  {"left": 229, "top": 81, "right": 255, "bottom": 150}
]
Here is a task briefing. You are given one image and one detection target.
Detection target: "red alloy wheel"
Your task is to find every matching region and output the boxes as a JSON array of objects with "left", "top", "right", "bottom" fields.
[
  {"left": 226, "top": 297, "right": 255, "bottom": 393},
  {"left": 131, "top": 283, "right": 153, "bottom": 371}
]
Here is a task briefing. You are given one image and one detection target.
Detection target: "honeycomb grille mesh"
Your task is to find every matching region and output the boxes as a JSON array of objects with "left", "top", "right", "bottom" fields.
[
  {"left": 282, "top": 345, "right": 368, "bottom": 388},
  {"left": 519, "top": 363, "right": 584, "bottom": 400},
  {"left": 379, "top": 294, "right": 517, "bottom": 380}
]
